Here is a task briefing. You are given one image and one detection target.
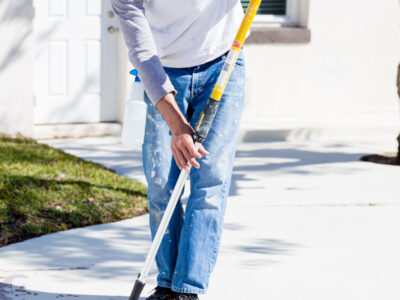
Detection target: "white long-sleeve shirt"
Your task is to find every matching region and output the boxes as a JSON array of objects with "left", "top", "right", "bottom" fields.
[{"left": 112, "top": 0, "right": 244, "bottom": 105}]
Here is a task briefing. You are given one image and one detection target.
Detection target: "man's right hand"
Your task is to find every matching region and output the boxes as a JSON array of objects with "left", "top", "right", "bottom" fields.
[{"left": 156, "top": 93, "right": 209, "bottom": 171}]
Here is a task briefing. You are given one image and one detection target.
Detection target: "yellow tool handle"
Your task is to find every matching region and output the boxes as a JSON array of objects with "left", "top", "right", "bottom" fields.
[
  {"left": 193, "top": 0, "right": 262, "bottom": 143},
  {"left": 233, "top": 0, "right": 262, "bottom": 50},
  {"left": 210, "top": 0, "right": 262, "bottom": 101}
]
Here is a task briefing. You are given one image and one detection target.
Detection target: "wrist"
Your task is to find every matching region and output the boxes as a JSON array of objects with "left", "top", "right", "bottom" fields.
[
  {"left": 156, "top": 93, "right": 192, "bottom": 135},
  {"left": 171, "top": 121, "right": 193, "bottom": 136}
]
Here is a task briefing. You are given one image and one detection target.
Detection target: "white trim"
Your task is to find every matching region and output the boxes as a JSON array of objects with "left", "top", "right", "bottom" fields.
[
  {"left": 252, "top": 15, "right": 287, "bottom": 28},
  {"left": 285, "top": 0, "right": 300, "bottom": 25},
  {"left": 252, "top": 0, "right": 301, "bottom": 27},
  {"left": 33, "top": 123, "right": 122, "bottom": 140}
]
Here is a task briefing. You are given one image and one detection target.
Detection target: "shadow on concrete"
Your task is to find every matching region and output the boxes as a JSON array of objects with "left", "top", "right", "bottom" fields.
[
  {"left": 219, "top": 235, "right": 298, "bottom": 269},
  {"left": 42, "top": 138, "right": 368, "bottom": 198},
  {"left": 236, "top": 238, "right": 298, "bottom": 268},
  {"left": 0, "top": 282, "right": 145, "bottom": 300},
  {"left": 236, "top": 238, "right": 296, "bottom": 256},
  {"left": 229, "top": 143, "right": 367, "bottom": 196},
  {"left": 0, "top": 220, "right": 152, "bottom": 278},
  {"left": 222, "top": 222, "right": 298, "bottom": 268},
  {"left": 235, "top": 147, "right": 366, "bottom": 170}
]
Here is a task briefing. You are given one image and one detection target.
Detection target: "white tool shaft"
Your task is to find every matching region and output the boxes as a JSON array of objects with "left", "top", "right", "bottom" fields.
[{"left": 138, "top": 142, "right": 201, "bottom": 281}]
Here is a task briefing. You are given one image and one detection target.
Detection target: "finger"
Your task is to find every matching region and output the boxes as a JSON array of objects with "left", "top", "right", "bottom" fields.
[
  {"left": 180, "top": 144, "right": 193, "bottom": 163},
  {"left": 185, "top": 138, "right": 202, "bottom": 159},
  {"left": 188, "top": 157, "right": 200, "bottom": 169},
  {"left": 171, "top": 145, "right": 180, "bottom": 169},
  {"left": 180, "top": 146, "right": 200, "bottom": 169},
  {"left": 172, "top": 148, "right": 187, "bottom": 170},
  {"left": 198, "top": 144, "right": 209, "bottom": 156}
]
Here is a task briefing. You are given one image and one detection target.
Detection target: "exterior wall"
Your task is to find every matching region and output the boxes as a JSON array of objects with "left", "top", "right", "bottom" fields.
[
  {"left": 117, "top": 34, "right": 132, "bottom": 124},
  {"left": 243, "top": 0, "right": 400, "bottom": 125},
  {"left": 1, "top": 0, "right": 399, "bottom": 138},
  {"left": 0, "top": 0, "right": 34, "bottom": 137}
]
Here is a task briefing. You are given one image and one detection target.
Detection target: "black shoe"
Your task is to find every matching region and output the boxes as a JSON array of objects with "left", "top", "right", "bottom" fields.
[
  {"left": 146, "top": 286, "right": 175, "bottom": 300},
  {"left": 171, "top": 292, "right": 199, "bottom": 300}
]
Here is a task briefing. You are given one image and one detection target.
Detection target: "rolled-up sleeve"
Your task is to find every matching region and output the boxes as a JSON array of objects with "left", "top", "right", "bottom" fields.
[{"left": 112, "top": 0, "right": 176, "bottom": 105}]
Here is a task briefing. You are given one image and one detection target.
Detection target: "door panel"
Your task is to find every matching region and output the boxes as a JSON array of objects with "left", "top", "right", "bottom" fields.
[{"left": 33, "top": 0, "right": 119, "bottom": 124}]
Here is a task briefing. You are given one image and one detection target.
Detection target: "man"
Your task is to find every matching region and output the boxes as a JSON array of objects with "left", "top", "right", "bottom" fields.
[{"left": 112, "top": 1, "right": 245, "bottom": 299}]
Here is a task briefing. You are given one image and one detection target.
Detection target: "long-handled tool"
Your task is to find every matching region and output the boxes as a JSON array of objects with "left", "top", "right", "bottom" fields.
[{"left": 129, "top": 1, "right": 261, "bottom": 299}]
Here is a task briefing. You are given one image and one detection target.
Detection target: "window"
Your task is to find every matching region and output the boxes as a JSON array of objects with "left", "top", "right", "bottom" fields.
[
  {"left": 241, "top": 0, "right": 286, "bottom": 15},
  {"left": 240, "top": 0, "right": 300, "bottom": 27},
  {"left": 240, "top": 0, "right": 310, "bottom": 44}
]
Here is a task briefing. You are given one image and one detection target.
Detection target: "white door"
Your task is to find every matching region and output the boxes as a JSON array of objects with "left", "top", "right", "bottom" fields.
[{"left": 33, "top": 0, "right": 119, "bottom": 124}]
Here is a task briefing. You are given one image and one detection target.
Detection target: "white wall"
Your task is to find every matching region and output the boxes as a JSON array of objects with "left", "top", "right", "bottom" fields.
[
  {"left": 117, "top": 34, "right": 132, "bottom": 124},
  {"left": 2, "top": 0, "right": 397, "bottom": 138},
  {"left": 0, "top": 0, "right": 34, "bottom": 137},
  {"left": 243, "top": 0, "right": 400, "bottom": 125}
]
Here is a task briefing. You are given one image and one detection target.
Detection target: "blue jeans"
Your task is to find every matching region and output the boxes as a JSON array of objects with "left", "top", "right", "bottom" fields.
[{"left": 142, "top": 51, "right": 245, "bottom": 294}]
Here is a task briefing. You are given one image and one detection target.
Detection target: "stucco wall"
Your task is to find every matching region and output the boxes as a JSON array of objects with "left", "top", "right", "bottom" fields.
[
  {"left": 243, "top": 0, "right": 400, "bottom": 124},
  {"left": 0, "top": 0, "right": 34, "bottom": 137},
  {"left": 2, "top": 0, "right": 398, "bottom": 138}
]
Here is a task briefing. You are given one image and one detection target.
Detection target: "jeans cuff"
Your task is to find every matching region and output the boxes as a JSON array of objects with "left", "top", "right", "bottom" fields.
[
  {"left": 157, "top": 280, "right": 172, "bottom": 289},
  {"left": 171, "top": 285, "right": 206, "bottom": 295}
]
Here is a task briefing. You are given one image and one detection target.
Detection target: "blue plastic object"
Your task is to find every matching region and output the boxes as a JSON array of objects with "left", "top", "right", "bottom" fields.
[{"left": 129, "top": 69, "right": 141, "bottom": 82}]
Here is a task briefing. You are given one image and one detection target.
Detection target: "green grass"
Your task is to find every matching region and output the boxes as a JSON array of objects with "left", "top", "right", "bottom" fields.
[{"left": 0, "top": 133, "right": 148, "bottom": 247}]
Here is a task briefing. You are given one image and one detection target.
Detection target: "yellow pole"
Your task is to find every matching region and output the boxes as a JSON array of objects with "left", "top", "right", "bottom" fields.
[{"left": 210, "top": 0, "right": 262, "bottom": 101}]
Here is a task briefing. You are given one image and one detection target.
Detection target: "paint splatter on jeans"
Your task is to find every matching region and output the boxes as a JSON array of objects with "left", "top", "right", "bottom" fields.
[{"left": 142, "top": 51, "right": 245, "bottom": 294}]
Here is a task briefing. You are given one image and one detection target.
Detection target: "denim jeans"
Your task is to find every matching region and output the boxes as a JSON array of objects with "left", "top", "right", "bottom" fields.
[{"left": 142, "top": 51, "right": 245, "bottom": 294}]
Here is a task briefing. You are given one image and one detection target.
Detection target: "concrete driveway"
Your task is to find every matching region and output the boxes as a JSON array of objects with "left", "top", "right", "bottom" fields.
[{"left": 1, "top": 135, "right": 399, "bottom": 300}]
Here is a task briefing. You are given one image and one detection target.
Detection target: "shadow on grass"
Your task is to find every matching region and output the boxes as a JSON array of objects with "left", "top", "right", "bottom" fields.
[
  {"left": 1, "top": 175, "right": 146, "bottom": 197},
  {"left": 0, "top": 174, "right": 148, "bottom": 247}
]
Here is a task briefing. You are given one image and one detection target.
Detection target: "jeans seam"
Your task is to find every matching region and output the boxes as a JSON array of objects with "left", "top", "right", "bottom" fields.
[
  {"left": 207, "top": 177, "right": 229, "bottom": 275},
  {"left": 190, "top": 69, "right": 195, "bottom": 101}
]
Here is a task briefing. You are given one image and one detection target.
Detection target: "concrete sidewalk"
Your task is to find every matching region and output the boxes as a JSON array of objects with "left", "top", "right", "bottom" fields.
[{"left": 1, "top": 135, "right": 400, "bottom": 299}]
